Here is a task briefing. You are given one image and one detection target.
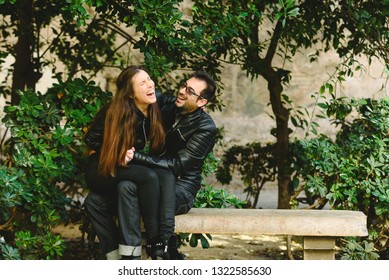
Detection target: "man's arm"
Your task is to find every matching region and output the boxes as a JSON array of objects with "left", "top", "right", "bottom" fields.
[
  {"left": 156, "top": 90, "right": 176, "bottom": 107},
  {"left": 132, "top": 125, "right": 217, "bottom": 176}
]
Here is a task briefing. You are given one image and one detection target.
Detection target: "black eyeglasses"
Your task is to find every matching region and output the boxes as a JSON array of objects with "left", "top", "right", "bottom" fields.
[{"left": 180, "top": 81, "right": 205, "bottom": 99}]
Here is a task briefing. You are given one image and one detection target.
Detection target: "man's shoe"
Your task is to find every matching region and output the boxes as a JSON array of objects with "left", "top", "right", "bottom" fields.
[{"left": 163, "top": 235, "right": 185, "bottom": 260}]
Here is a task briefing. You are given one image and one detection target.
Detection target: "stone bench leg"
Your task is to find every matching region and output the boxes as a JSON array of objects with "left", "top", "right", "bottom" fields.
[{"left": 303, "top": 236, "right": 336, "bottom": 260}]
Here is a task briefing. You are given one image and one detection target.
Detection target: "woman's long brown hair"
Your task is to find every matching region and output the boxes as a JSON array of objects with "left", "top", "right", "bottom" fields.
[{"left": 98, "top": 66, "right": 165, "bottom": 177}]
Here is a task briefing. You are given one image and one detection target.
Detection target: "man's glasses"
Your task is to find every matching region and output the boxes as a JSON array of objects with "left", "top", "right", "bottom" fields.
[{"left": 180, "top": 81, "right": 205, "bottom": 99}]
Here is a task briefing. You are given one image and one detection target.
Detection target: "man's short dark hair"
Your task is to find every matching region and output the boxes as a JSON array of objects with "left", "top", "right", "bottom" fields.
[{"left": 192, "top": 70, "right": 216, "bottom": 101}]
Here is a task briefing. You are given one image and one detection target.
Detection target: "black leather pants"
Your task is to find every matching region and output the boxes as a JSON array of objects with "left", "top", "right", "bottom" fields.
[
  {"left": 117, "top": 177, "right": 195, "bottom": 243},
  {"left": 84, "top": 154, "right": 175, "bottom": 256},
  {"left": 116, "top": 168, "right": 176, "bottom": 256}
]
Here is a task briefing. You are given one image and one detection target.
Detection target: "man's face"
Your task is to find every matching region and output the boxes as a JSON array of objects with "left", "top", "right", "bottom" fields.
[{"left": 175, "top": 77, "right": 208, "bottom": 114}]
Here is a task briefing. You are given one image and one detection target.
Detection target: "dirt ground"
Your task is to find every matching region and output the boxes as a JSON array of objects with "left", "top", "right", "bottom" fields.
[
  {"left": 55, "top": 223, "right": 304, "bottom": 260},
  {"left": 179, "top": 234, "right": 303, "bottom": 260}
]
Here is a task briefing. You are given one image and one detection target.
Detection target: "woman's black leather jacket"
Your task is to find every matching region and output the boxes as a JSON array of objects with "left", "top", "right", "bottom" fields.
[{"left": 84, "top": 104, "right": 151, "bottom": 154}]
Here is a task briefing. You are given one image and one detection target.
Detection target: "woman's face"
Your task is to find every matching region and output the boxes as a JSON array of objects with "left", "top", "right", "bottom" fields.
[{"left": 132, "top": 70, "right": 156, "bottom": 110}]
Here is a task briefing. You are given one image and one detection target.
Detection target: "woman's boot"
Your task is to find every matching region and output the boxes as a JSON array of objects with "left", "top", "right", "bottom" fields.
[{"left": 146, "top": 237, "right": 164, "bottom": 260}]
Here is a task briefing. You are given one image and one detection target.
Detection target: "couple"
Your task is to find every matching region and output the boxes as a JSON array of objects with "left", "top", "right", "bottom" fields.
[{"left": 83, "top": 65, "right": 217, "bottom": 260}]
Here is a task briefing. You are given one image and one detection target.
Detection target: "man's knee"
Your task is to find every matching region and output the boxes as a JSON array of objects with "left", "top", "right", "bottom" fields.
[
  {"left": 117, "top": 180, "right": 138, "bottom": 196},
  {"left": 175, "top": 190, "right": 195, "bottom": 215},
  {"left": 84, "top": 192, "right": 101, "bottom": 211},
  {"left": 84, "top": 191, "right": 112, "bottom": 214}
]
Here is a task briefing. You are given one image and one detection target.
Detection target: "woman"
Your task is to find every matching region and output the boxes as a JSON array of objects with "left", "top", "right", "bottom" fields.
[{"left": 84, "top": 65, "right": 175, "bottom": 259}]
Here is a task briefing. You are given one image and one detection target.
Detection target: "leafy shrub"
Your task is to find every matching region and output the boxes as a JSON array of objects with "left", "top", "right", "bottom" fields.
[
  {"left": 15, "top": 230, "right": 66, "bottom": 260},
  {"left": 0, "top": 235, "right": 20, "bottom": 260},
  {"left": 194, "top": 184, "right": 247, "bottom": 209},
  {"left": 340, "top": 238, "right": 379, "bottom": 260},
  {"left": 0, "top": 77, "right": 111, "bottom": 259},
  {"left": 291, "top": 97, "right": 389, "bottom": 259},
  {"left": 216, "top": 142, "right": 276, "bottom": 208}
]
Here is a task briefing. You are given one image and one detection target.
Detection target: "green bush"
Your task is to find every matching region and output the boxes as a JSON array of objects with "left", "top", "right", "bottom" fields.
[
  {"left": 340, "top": 238, "right": 380, "bottom": 260},
  {"left": 0, "top": 77, "right": 111, "bottom": 259},
  {"left": 15, "top": 230, "right": 66, "bottom": 260},
  {"left": 194, "top": 184, "right": 246, "bottom": 209},
  {"left": 291, "top": 97, "right": 388, "bottom": 259},
  {"left": 216, "top": 142, "right": 276, "bottom": 208}
]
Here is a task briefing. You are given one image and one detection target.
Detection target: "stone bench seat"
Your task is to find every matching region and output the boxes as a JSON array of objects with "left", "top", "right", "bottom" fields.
[{"left": 173, "top": 208, "right": 368, "bottom": 260}]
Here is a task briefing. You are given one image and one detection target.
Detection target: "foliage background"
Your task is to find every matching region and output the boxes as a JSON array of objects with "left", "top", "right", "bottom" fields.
[{"left": 0, "top": 0, "right": 388, "bottom": 259}]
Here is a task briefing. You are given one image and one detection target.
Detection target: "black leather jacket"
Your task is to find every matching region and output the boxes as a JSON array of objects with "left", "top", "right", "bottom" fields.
[
  {"left": 133, "top": 91, "right": 217, "bottom": 197},
  {"left": 84, "top": 104, "right": 151, "bottom": 154}
]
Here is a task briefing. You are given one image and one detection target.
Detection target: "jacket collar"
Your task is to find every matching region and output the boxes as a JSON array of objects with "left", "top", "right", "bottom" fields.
[
  {"left": 175, "top": 107, "right": 203, "bottom": 117},
  {"left": 134, "top": 105, "right": 148, "bottom": 119}
]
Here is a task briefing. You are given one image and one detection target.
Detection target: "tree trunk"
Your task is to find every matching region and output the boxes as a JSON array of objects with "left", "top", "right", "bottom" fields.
[
  {"left": 264, "top": 68, "right": 292, "bottom": 209},
  {"left": 11, "top": 0, "right": 36, "bottom": 105}
]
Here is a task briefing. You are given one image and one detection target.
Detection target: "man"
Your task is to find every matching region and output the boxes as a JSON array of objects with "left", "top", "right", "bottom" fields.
[{"left": 84, "top": 70, "right": 217, "bottom": 260}]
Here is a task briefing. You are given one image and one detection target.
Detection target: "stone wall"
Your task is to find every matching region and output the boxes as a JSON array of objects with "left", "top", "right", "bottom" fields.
[{"left": 210, "top": 51, "right": 387, "bottom": 146}]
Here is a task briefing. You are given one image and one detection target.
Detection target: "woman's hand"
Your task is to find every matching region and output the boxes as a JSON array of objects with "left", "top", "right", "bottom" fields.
[{"left": 124, "top": 147, "right": 135, "bottom": 165}]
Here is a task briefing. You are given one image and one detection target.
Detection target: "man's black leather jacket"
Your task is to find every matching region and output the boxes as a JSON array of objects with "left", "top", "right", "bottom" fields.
[{"left": 133, "top": 91, "right": 217, "bottom": 197}]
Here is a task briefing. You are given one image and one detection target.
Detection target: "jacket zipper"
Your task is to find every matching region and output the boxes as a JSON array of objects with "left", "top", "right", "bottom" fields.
[
  {"left": 142, "top": 117, "right": 147, "bottom": 144},
  {"left": 172, "top": 116, "right": 182, "bottom": 129}
]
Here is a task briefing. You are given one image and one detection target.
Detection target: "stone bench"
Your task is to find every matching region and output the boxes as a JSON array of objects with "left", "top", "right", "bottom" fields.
[{"left": 172, "top": 208, "right": 368, "bottom": 260}]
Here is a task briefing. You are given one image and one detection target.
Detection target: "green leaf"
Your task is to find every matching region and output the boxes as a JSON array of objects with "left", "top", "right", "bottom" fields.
[
  {"left": 189, "top": 234, "right": 198, "bottom": 247},
  {"left": 200, "top": 235, "right": 210, "bottom": 249},
  {"left": 317, "top": 103, "right": 328, "bottom": 109}
]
